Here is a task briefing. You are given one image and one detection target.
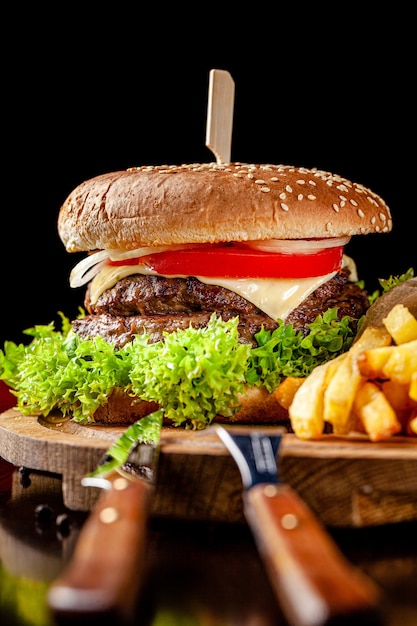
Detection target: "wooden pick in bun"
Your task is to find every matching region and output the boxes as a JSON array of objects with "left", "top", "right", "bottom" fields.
[{"left": 0, "top": 162, "right": 392, "bottom": 430}]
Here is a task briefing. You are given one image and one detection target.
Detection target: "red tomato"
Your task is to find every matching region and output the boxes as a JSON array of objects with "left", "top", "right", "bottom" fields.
[{"left": 109, "top": 244, "right": 344, "bottom": 279}]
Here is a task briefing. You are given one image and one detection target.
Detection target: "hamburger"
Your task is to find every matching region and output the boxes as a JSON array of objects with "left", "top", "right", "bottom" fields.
[{"left": 1, "top": 162, "right": 392, "bottom": 429}]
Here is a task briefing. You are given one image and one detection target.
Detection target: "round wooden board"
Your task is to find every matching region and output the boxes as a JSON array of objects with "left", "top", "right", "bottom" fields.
[{"left": 1, "top": 408, "right": 416, "bottom": 526}]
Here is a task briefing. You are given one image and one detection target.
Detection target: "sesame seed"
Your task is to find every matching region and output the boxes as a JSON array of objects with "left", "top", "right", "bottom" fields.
[
  {"left": 296, "top": 179, "right": 306, "bottom": 185},
  {"left": 357, "top": 208, "right": 365, "bottom": 218},
  {"left": 308, "top": 180, "right": 317, "bottom": 186},
  {"left": 279, "top": 192, "right": 286, "bottom": 200},
  {"left": 350, "top": 199, "right": 359, "bottom": 207},
  {"left": 307, "top": 194, "right": 316, "bottom": 201},
  {"left": 332, "top": 204, "right": 339, "bottom": 212},
  {"left": 255, "top": 179, "right": 266, "bottom": 185},
  {"left": 285, "top": 185, "right": 293, "bottom": 193},
  {"left": 379, "top": 213, "right": 387, "bottom": 221},
  {"left": 271, "top": 177, "right": 279, "bottom": 182},
  {"left": 260, "top": 186, "right": 271, "bottom": 193},
  {"left": 280, "top": 203, "right": 289, "bottom": 211},
  {"left": 297, "top": 194, "right": 303, "bottom": 200}
]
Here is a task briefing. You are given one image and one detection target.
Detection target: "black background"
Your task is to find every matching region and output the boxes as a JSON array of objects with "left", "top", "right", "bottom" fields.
[{"left": 2, "top": 8, "right": 415, "bottom": 345}]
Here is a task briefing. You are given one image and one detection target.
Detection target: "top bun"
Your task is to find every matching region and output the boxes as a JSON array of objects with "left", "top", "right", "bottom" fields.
[{"left": 58, "top": 163, "right": 393, "bottom": 253}]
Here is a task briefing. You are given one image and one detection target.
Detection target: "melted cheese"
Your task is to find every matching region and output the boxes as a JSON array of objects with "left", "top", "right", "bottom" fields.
[{"left": 89, "top": 264, "right": 337, "bottom": 321}]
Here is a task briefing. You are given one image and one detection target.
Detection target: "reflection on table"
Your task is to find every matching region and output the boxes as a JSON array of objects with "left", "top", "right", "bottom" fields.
[{"left": 1, "top": 458, "right": 417, "bottom": 626}]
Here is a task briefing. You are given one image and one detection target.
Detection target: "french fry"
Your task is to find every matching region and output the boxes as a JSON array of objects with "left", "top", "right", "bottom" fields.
[
  {"left": 381, "top": 379, "right": 417, "bottom": 411},
  {"left": 380, "top": 380, "right": 416, "bottom": 432},
  {"left": 410, "top": 372, "right": 417, "bottom": 402},
  {"left": 274, "top": 376, "right": 305, "bottom": 410},
  {"left": 407, "top": 408, "right": 417, "bottom": 435},
  {"left": 382, "top": 303, "right": 417, "bottom": 344},
  {"left": 286, "top": 303, "right": 416, "bottom": 442},
  {"left": 352, "top": 380, "right": 402, "bottom": 442},
  {"left": 322, "top": 326, "right": 392, "bottom": 434},
  {"left": 289, "top": 354, "right": 346, "bottom": 439},
  {"left": 357, "top": 340, "right": 417, "bottom": 384},
  {"left": 357, "top": 347, "right": 392, "bottom": 378},
  {"left": 381, "top": 340, "right": 417, "bottom": 385}
]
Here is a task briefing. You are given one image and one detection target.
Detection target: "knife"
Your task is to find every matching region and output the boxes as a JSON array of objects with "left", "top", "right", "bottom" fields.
[
  {"left": 47, "top": 410, "right": 163, "bottom": 625},
  {"left": 215, "top": 426, "right": 383, "bottom": 626}
]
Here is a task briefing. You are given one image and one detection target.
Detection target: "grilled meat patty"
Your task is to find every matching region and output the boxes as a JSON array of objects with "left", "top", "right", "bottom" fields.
[
  {"left": 85, "top": 274, "right": 263, "bottom": 317},
  {"left": 72, "top": 269, "right": 369, "bottom": 349}
]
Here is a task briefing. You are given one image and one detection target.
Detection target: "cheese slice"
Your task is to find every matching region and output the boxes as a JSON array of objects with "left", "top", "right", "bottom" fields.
[{"left": 88, "top": 263, "right": 338, "bottom": 322}]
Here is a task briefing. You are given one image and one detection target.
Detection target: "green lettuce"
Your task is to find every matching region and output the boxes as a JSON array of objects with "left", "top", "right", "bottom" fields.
[
  {"left": 88, "top": 409, "right": 164, "bottom": 477},
  {"left": 363, "top": 267, "right": 414, "bottom": 305},
  {"left": 0, "top": 310, "right": 356, "bottom": 430}
]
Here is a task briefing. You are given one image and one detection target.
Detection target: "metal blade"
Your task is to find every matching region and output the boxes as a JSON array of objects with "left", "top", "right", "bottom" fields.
[
  {"left": 121, "top": 438, "right": 159, "bottom": 482},
  {"left": 215, "top": 426, "right": 281, "bottom": 489}
]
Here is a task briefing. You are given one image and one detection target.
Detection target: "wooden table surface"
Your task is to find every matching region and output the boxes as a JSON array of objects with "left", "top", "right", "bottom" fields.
[{"left": 1, "top": 408, "right": 416, "bottom": 527}]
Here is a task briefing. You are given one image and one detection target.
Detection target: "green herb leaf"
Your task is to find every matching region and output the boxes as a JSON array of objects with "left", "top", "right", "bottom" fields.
[
  {"left": 90, "top": 409, "right": 164, "bottom": 477},
  {"left": 378, "top": 267, "right": 414, "bottom": 294}
]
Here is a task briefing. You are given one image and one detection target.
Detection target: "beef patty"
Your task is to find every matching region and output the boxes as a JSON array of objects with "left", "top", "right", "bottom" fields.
[{"left": 72, "top": 270, "right": 369, "bottom": 349}]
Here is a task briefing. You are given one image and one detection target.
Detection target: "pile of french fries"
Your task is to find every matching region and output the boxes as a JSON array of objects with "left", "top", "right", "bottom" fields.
[{"left": 275, "top": 303, "right": 417, "bottom": 441}]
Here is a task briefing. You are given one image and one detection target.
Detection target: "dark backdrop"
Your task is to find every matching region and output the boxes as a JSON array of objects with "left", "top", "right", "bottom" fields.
[{"left": 2, "top": 9, "right": 415, "bottom": 345}]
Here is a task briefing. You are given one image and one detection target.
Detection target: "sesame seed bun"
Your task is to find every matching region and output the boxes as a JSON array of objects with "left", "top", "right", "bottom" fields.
[{"left": 58, "top": 163, "right": 392, "bottom": 253}]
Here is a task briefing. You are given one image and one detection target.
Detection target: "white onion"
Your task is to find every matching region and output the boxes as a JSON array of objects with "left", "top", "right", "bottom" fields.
[
  {"left": 69, "top": 250, "right": 112, "bottom": 288},
  {"left": 108, "top": 243, "right": 211, "bottom": 262},
  {"left": 69, "top": 238, "right": 352, "bottom": 290},
  {"left": 69, "top": 244, "right": 212, "bottom": 288},
  {"left": 240, "top": 237, "right": 351, "bottom": 254}
]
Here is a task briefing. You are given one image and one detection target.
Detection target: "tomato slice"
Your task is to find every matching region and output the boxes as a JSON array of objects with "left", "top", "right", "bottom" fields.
[{"left": 109, "top": 244, "right": 344, "bottom": 278}]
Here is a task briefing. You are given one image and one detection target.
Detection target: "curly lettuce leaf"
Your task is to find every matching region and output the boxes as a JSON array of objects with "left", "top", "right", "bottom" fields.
[
  {"left": 363, "top": 267, "right": 414, "bottom": 305},
  {"left": 1, "top": 310, "right": 358, "bottom": 429},
  {"left": 128, "top": 315, "right": 251, "bottom": 429},
  {"left": 0, "top": 319, "right": 133, "bottom": 420},
  {"left": 246, "top": 308, "right": 355, "bottom": 392}
]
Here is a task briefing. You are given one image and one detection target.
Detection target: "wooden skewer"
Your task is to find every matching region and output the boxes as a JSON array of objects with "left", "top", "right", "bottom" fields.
[{"left": 205, "top": 69, "right": 235, "bottom": 165}]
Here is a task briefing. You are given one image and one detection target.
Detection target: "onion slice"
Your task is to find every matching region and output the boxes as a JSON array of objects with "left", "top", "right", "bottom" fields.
[
  {"left": 69, "top": 244, "right": 210, "bottom": 288},
  {"left": 239, "top": 237, "right": 351, "bottom": 254},
  {"left": 69, "top": 238, "right": 352, "bottom": 289},
  {"left": 70, "top": 250, "right": 112, "bottom": 288}
]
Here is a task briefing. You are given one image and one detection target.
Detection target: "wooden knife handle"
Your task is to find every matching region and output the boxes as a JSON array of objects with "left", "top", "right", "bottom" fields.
[
  {"left": 47, "top": 472, "right": 153, "bottom": 624},
  {"left": 244, "top": 483, "right": 383, "bottom": 626}
]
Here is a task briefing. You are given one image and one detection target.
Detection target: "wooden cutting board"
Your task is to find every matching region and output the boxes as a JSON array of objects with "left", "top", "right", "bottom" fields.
[{"left": 0, "top": 408, "right": 416, "bottom": 527}]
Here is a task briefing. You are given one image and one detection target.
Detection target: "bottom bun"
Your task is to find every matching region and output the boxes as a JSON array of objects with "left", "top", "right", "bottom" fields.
[{"left": 91, "top": 386, "right": 289, "bottom": 426}]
